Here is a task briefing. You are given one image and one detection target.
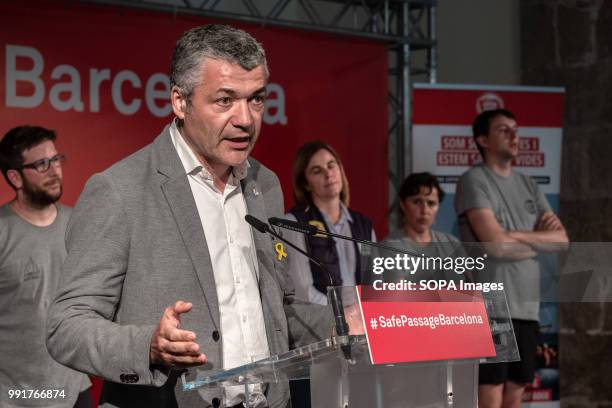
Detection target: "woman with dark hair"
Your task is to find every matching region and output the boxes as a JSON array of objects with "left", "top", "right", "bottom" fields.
[
  {"left": 384, "top": 172, "right": 461, "bottom": 258},
  {"left": 284, "top": 141, "right": 376, "bottom": 305}
]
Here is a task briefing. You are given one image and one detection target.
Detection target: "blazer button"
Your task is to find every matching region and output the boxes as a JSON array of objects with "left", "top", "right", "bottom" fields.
[
  {"left": 212, "top": 397, "right": 221, "bottom": 408},
  {"left": 212, "top": 330, "right": 220, "bottom": 342}
]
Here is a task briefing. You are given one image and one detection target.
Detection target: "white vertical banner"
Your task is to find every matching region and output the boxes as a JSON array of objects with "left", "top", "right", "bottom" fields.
[{"left": 412, "top": 83, "right": 565, "bottom": 408}]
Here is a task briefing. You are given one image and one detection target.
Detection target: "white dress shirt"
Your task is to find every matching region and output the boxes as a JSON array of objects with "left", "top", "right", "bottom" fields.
[{"left": 170, "top": 121, "right": 269, "bottom": 407}]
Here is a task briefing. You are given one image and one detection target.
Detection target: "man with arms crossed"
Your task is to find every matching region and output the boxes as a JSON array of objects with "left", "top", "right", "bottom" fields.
[
  {"left": 0, "top": 126, "right": 91, "bottom": 408},
  {"left": 46, "top": 25, "right": 337, "bottom": 408},
  {"left": 455, "top": 109, "right": 568, "bottom": 408}
]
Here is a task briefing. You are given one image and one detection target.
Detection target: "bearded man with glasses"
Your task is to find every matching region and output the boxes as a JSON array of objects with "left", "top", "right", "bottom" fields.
[{"left": 0, "top": 125, "right": 91, "bottom": 408}]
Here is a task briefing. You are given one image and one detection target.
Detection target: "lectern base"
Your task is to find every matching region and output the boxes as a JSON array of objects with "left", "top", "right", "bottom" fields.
[{"left": 311, "top": 356, "right": 478, "bottom": 408}]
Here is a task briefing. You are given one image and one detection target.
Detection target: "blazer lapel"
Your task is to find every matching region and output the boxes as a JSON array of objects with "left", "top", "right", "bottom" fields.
[
  {"left": 154, "top": 129, "right": 220, "bottom": 329},
  {"left": 242, "top": 176, "right": 277, "bottom": 281},
  {"left": 242, "top": 172, "right": 286, "bottom": 354}
]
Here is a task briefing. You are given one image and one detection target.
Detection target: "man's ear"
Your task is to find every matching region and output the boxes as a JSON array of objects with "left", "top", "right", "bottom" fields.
[
  {"left": 171, "top": 86, "right": 188, "bottom": 119},
  {"left": 6, "top": 169, "right": 23, "bottom": 190},
  {"left": 476, "top": 134, "right": 489, "bottom": 150}
]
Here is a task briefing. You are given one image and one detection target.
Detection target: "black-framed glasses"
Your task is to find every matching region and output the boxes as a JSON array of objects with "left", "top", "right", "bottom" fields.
[{"left": 20, "top": 153, "right": 66, "bottom": 173}]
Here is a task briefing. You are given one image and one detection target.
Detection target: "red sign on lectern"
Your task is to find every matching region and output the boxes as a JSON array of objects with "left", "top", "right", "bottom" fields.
[{"left": 357, "top": 286, "right": 496, "bottom": 365}]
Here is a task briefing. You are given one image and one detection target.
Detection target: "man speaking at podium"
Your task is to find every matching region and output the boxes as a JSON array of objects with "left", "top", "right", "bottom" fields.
[{"left": 46, "top": 24, "right": 337, "bottom": 408}]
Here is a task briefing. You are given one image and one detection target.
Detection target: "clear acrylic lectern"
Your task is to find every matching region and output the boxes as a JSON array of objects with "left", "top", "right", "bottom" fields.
[{"left": 181, "top": 286, "right": 518, "bottom": 408}]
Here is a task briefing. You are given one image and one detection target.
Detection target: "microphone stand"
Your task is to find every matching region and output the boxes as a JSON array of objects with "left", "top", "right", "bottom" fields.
[
  {"left": 244, "top": 215, "right": 352, "bottom": 361},
  {"left": 268, "top": 217, "right": 420, "bottom": 257}
]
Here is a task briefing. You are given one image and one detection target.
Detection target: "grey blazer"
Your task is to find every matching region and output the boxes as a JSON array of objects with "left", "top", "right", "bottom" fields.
[{"left": 46, "top": 126, "right": 333, "bottom": 408}]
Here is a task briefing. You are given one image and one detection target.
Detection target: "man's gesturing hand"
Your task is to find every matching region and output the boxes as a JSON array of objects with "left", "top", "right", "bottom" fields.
[
  {"left": 346, "top": 303, "right": 365, "bottom": 335},
  {"left": 150, "top": 301, "right": 206, "bottom": 368}
]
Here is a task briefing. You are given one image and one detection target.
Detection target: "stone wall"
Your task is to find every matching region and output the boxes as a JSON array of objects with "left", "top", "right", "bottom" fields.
[{"left": 521, "top": 1, "right": 612, "bottom": 406}]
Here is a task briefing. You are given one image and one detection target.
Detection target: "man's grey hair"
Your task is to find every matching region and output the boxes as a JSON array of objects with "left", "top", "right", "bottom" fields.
[{"left": 170, "top": 24, "right": 268, "bottom": 102}]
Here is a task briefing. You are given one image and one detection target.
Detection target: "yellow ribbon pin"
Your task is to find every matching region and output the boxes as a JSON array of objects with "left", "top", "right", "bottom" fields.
[{"left": 275, "top": 242, "right": 287, "bottom": 261}]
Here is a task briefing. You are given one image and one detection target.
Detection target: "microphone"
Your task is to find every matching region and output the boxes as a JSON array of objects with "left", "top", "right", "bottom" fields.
[
  {"left": 244, "top": 214, "right": 352, "bottom": 360},
  {"left": 245, "top": 214, "right": 270, "bottom": 234},
  {"left": 268, "top": 217, "right": 318, "bottom": 235},
  {"left": 268, "top": 217, "right": 420, "bottom": 257},
  {"left": 245, "top": 215, "right": 322, "bottom": 267}
]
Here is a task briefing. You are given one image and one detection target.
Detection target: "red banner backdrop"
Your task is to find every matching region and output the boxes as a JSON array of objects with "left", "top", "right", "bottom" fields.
[
  {"left": 0, "top": 0, "right": 388, "bottom": 235},
  {"left": 412, "top": 86, "right": 565, "bottom": 127}
]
